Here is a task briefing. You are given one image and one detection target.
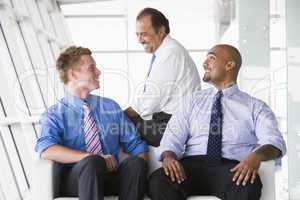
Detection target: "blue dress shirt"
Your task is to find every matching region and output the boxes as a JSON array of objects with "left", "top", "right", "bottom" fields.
[
  {"left": 158, "top": 84, "right": 286, "bottom": 162},
  {"left": 35, "top": 92, "right": 148, "bottom": 161}
]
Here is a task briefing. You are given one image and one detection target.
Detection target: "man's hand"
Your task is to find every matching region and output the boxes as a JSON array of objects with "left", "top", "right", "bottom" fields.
[
  {"left": 230, "top": 152, "right": 262, "bottom": 186},
  {"left": 124, "top": 107, "right": 140, "bottom": 119},
  {"left": 102, "top": 154, "right": 118, "bottom": 172},
  {"left": 162, "top": 152, "right": 187, "bottom": 184}
]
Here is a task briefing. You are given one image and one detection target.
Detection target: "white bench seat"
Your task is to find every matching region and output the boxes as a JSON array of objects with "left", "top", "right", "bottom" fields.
[{"left": 32, "top": 146, "right": 275, "bottom": 200}]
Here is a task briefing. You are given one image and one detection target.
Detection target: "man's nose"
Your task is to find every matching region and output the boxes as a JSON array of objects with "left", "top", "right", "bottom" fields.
[
  {"left": 203, "top": 60, "right": 208, "bottom": 68},
  {"left": 137, "top": 35, "right": 144, "bottom": 43},
  {"left": 96, "top": 68, "right": 101, "bottom": 76}
]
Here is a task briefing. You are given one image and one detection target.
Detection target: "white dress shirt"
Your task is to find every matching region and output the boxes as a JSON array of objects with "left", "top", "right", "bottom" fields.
[
  {"left": 158, "top": 84, "right": 286, "bottom": 162},
  {"left": 133, "top": 35, "right": 201, "bottom": 119}
]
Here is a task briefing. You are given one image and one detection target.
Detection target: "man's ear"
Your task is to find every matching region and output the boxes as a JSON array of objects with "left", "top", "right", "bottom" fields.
[
  {"left": 67, "top": 68, "right": 75, "bottom": 81},
  {"left": 226, "top": 61, "right": 236, "bottom": 72},
  {"left": 158, "top": 26, "right": 166, "bottom": 37}
]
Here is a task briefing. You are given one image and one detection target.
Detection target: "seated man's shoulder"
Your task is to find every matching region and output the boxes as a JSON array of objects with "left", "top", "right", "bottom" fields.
[
  {"left": 181, "top": 87, "right": 214, "bottom": 106},
  {"left": 40, "top": 103, "right": 62, "bottom": 124},
  {"left": 239, "top": 90, "right": 266, "bottom": 106},
  {"left": 44, "top": 101, "right": 63, "bottom": 116},
  {"left": 237, "top": 90, "right": 273, "bottom": 114},
  {"left": 193, "top": 87, "right": 214, "bottom": 98}
]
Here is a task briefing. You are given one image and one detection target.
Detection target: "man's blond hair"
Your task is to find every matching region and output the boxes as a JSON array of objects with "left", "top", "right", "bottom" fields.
[{"left": 56, "top": 46, "right": 92, "bottom": 84}]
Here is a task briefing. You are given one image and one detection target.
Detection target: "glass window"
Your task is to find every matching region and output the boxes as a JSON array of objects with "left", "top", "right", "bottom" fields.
[
  {"left": 65, "top": 17, "right": 126, "bottom": 51},
  {"left": 270, "top": 0, "right": 286, "bottom": 16},
  {"left": 270, "top": 17, "right": 286, "bottom": 48},
  {"left": 60, "top": 0, "right": 125, "bottom": 16},
  {"left": 93, "top": 53, "right": 127, "bottom": 70}
]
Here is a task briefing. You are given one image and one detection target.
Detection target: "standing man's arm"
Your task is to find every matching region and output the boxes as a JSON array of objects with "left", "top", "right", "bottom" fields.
[
  {"left": 124, "top": 107, "right": 140, "bottom": 119},
  {"left": 117, "top": 102, "right": 149, "bottom": 160},
  {"left": 230, "top": 102, "right": 286, "bottom": 186},
  {"left": 137, "top": 152, "right": 148, "bottom": 162}
]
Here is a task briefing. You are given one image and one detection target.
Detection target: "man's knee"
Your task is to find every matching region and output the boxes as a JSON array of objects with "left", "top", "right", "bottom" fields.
[
  {"left": 227, "top": 176, "right": 262, "bottom": 200},
  {"left": 122, "top": 156, "right": 147, "bottom": 173},
  {"left": 79, "top": 155, "right": 106, "bottom": 175},
  {"left": 149, "top": 168, "right": 167, "bottom": 192}
]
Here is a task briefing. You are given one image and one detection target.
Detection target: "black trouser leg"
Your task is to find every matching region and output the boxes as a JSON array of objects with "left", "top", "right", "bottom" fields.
[
  {"left": 204, "top": 158, "right": 262, "bottom": 200},
  {"left": 118, "top": 156, "right": 148, "bottom": 200},
  {"left": 223, "top": 176, "right": 262, "bottom": 200},
  {"left": 148, "top": 156, "right": 262, "bottom": 200},
  {"left": 60, "top": 155, "right": 107, "bottom": 200},
  {"left": 149, "top": 168, "right": 187, "bottom": 200}
]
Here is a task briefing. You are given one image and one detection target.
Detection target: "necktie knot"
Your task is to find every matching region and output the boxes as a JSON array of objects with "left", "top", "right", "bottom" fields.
[
  {"left": 215, "top": 91, "right": 223, "bottom": 100},
  {"left": 83, "top": 101, "right": 90, "bottom": 112}
]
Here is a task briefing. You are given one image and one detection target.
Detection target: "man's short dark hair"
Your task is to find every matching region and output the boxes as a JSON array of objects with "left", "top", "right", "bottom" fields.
[{"left": 136, "top": 7, "right": 170, "bottom": 34}]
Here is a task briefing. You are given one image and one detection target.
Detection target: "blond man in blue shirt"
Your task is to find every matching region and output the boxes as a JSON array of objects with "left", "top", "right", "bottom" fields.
[{"left": 35, "top": 46, "right": 148, "bottom": 200}]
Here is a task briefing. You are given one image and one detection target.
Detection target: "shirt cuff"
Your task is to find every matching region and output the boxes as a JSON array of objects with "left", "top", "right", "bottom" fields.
[
  {"left": 252, "top": 140, "right": 286, "bottom": 164},
  {"left": 128, "top": 142, "right": 149, "bottom": 156},
  {"left": 35, "top": 142, "right": 57, "bottom": 157},
  {"left": 35, "top": 137, "right": 60, "bottom": 157},
  {"left": 156, "top": 145, "right": 183, "bottom": 161}
]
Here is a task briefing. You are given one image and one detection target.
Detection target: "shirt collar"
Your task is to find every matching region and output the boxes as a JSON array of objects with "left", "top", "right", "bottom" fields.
[
  {"left": 64, "top": 91, "right": 93, "bottom": 109},
  {"left": 212, "top": 84, "right": 239, "bottom": 97},
  {"left": 153, "top": 34, "right": 172, "bottom": 56}
]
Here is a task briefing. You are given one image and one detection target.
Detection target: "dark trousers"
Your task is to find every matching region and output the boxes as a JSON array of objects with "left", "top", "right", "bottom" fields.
[
  {"left": 60, "top": 155, "right": 147, "bottom": 200},
  {"left": 126, "top": 112, "right": 172, "bottom": 147},
  {"left": 149, "top": 156, "right": 262, "bottom": 200}
]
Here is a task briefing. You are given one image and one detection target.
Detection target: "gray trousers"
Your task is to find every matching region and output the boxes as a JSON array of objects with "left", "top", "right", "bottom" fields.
[{"left": 60, "top": 155, "right": 148, "bottom": 200}]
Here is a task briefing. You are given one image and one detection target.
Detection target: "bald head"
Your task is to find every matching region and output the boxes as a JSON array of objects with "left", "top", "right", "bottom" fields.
[
  {"left": 202, "top": 44, "right": 242, "bottom": 89},
  {"left": 213, "top": 44, "right": 242, "bottom": 74}
]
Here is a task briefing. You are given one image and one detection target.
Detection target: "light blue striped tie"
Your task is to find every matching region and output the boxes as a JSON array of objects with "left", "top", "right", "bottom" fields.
[{"left": 143, "top": 54, "right": 156, "bottom": 93}]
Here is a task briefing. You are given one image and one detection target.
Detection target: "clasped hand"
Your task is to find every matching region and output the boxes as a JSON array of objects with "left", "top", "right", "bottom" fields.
[{"left": 102, "top": 154, "right": 118, "bottom": 172}]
